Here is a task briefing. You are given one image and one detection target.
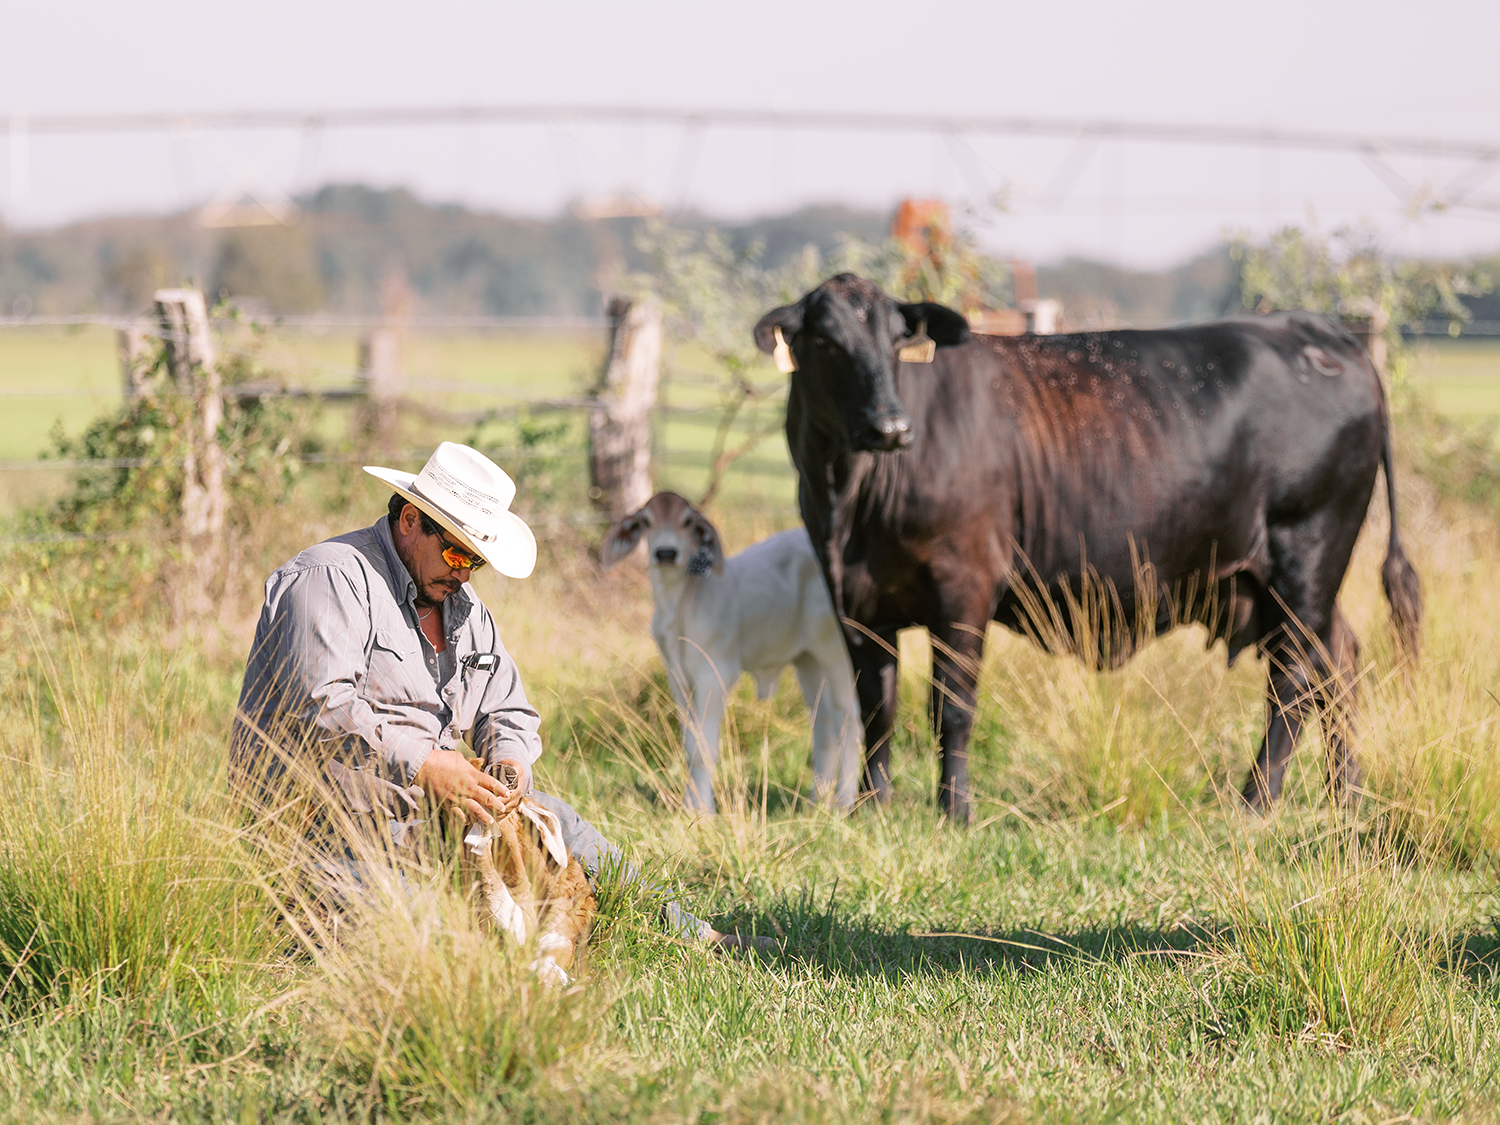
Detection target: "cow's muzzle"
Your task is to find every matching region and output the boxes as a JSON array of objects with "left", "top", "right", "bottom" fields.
[{"left": 859, "top": 413, "right": 912, "bottom": 452}]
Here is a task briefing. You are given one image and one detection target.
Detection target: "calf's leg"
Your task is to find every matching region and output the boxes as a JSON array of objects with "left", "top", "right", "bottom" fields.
[
  {"left": 849, "top": 628, "right": 900, "bottom": 803},
  {"left": 794, "top": 651, "right": 861, "bottom": 810},
  {"left": 533, "top": 857, "right": 597, "bottom": 985},
  {"left": 681, "top": 675, "right": 729, "bottom": 813}
]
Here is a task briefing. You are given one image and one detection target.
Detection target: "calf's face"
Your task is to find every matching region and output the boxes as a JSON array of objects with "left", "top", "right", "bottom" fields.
[
  {"left": 601, "top": 492, "right": 724, "bottom": 577},
  {"left": 753, "top": 273, "right": 971, "bottom": 453}
]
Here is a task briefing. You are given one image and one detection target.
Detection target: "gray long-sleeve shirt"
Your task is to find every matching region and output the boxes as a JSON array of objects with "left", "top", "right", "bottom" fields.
[{"left": 231, "top": 516, "right": 544, "bottom": 809}]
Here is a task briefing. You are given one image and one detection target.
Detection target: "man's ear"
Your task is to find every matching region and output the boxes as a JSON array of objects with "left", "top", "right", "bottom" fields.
[
  {"left": 752, "top": 301, "right": 806, "bottom": 355},
  {"left": 600, "top": 510, "right": 647, "bottom": 569},
  {"left": 687, "top": 510, "right": 725, "bottom": 577},
  {"left": 898, "top": 301, "right": 971, "bottom": 347}
]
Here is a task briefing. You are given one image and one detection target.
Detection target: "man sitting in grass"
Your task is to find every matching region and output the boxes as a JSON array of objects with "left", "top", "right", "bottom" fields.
[{"left": 232, "top": 440, "right": 761, "bottom": 951}]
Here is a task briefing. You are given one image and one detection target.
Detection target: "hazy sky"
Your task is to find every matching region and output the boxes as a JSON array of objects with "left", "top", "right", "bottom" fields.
[{"left": 3, "top": 0, "right": 1498, "bottom": 266}]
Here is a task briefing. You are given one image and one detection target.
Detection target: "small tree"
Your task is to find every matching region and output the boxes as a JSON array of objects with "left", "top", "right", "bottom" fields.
[
  {"left": 629, "top": 218, "right": 1009, "bottom": 505},
  {"left": 1233, "top": 224, "right": 1491, "bottom": 387},
  {"left": 1236, "top": 224, "right": 1500, "bottom": 521},
  {"left": 36, "top": 305, "right": 321, "bottom": 616},
  {"left": 628, "top": 222, "right": 821, "bottom": 506}
]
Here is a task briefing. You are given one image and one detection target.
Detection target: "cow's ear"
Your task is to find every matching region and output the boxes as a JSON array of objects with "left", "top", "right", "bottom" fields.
[
  {"left": 600, "top": 509, "right": 648, "bottom": 569},
  {"left": 753, "top": 302, "right": 805, "bottom": 355},
  {"left": 899, "top": 301, "right": 971, "bottom": 347}
]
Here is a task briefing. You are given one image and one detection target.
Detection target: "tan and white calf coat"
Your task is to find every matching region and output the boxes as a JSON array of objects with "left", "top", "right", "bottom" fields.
[{"left": 462, "top": 760, "right": 596, "bottom": 985}]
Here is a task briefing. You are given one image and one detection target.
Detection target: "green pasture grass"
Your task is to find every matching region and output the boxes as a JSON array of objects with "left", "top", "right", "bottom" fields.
[
  {"left": 0, "top": 326, "right": 122, "bottom": 474},
  {"left": 1410, "top": 339, "right": 1500, "bottom": 434}
]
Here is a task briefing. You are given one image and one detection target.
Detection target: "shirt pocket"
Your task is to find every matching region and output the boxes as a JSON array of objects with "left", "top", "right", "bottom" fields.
[{"left": 366, "top": 625, "right": 415, "bottom": 705}]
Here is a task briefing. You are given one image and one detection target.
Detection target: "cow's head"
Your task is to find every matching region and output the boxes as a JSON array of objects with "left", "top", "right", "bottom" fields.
[{"left": 753, "top": 273, "right": 971, "bottom": 453}]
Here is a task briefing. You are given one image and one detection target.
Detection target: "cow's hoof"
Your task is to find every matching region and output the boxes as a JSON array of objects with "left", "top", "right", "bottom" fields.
[
  {"left": 1238, "top": 785, "right": 1274, "bottom": 816},
  {"left": 939, "top": 788, "right": 972, "bottom": 825},
  {"left": 940, "top": 803, "right": 972, "bottom": 827}
]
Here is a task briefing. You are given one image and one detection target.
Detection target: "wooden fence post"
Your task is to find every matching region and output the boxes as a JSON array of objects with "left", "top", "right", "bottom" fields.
[
  {"left": 154, "top": 287, "right": 226, "bottom": 622},
  {"left": 356, "top": 265, "right": 410, "bottom": 452},
  {"left": 117, "top": 318, "right": 153, "bottom": 396},
  {"left": 589, "top": 296, "right": 661, "bottom": 519},
  {"left": 1341, "top": 302, "right": 1390, "bottom": 377},
  {"left": 357, "top": 326, "right": 403, "bottom": 451}
]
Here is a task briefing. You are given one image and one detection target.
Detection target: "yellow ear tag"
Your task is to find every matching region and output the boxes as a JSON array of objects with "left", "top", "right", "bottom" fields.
[
  {"left": 898, "top": 320, "right": 936, "bottom": 364},
  {"left": 773, "top": 326, "right": 798, "bottom": 373}
]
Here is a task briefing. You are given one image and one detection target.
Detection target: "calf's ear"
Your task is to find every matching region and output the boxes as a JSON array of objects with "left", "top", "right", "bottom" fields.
[
  {"left": 600, "top": 510, "right": 648, "bottom": 569},
  {"left": 687, "top": 510, "right": 725, "bottom": 577},
  {"left": 753, "top": 302, "right": 805, "bottom": 355},
  {"left": 898, "top": 301, "right": 971, "bottom": 347}
]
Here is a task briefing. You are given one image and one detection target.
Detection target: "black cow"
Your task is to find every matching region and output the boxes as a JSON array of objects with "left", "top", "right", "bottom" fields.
[{"left": 754, "top": 274, "right": 1421, "bottom": 822}]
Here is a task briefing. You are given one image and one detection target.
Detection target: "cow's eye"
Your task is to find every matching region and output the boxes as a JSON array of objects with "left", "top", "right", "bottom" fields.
[{"left": 813, "top": 337, "right": 839, "bottom": 353}]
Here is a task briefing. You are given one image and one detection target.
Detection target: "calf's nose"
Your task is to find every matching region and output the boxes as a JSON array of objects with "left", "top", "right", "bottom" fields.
[{"left": 655, "top": 546, "right": 679, "bottom": 565}]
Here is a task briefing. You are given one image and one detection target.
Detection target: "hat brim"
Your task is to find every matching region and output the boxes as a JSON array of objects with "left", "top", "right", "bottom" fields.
[{"left": 364, "top": 465, "right": 537, "bottom": 579}]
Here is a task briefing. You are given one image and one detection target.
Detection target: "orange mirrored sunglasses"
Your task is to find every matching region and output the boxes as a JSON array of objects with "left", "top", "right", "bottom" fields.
[{"left": 419, "top": 514, "right": 487, "bottom": 572}]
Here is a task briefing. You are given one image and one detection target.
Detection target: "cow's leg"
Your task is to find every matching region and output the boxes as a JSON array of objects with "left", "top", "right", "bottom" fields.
[
  {"left": 1240, "top": 509, "right": 1360, "bottom": 812},
  {"left": 929, "top": 619, "right": 986, "bottom": 825},
  {"left": 1241, "top": 647, "right": 1316, "bottom": 811},
  {"left": 850, "top": 628, "right": 900, "bottom": 803},
  {"left": 1319, "top": 604, "right": 1362, "bottom": 805},
  {"left": 794, "top": 652, "right": 861, "bottom": 810}
]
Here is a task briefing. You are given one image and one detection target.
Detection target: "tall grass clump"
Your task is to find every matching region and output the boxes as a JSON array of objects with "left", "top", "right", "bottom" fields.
[
  {"left": 304, "top": 848, "right": 607, "bottom": 1116},
  {"left": 951, "top": 563, "right": 1265, "bottom": 825},
  {"left": 1352, "top": 506, "right": 1500, "bottom": 869},
  {"left": 0, "top": 614, "right": 274, "bottom": 1011},
  {"left": 1210, "top": 818, "right": 1451, "bottom": 1049}
]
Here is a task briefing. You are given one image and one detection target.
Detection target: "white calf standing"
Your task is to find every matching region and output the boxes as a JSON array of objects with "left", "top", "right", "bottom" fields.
[{"left": 602, "top": 492, "right": 861, "bottom": 813}]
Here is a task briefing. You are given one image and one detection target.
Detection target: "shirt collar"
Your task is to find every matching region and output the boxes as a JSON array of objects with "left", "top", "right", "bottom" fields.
[{"left": 371, "top": 516, "right": 476, "bottom": 629}]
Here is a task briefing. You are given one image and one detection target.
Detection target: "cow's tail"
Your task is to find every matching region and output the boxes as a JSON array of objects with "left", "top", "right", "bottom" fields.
[{"left": 1379, "top": 418, "right": 1423, "bottom": 661}]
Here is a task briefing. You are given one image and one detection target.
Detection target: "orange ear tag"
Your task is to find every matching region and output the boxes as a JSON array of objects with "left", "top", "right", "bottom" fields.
[
  {"left": 898, "top": 320, "right": 936, "bottom": 364},
  {"left": 773, "top": 326, "right": 798, "bottom": 374}
]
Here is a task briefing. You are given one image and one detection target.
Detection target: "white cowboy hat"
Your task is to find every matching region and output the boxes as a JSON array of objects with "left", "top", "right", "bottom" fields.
[{"left": 365, "top": 442, "right": 537, "bottom": 579}]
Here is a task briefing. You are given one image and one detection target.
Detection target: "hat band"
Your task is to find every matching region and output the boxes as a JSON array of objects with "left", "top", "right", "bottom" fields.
[{"left": 413, "top": 464, "right": 511, "bottom": 540}]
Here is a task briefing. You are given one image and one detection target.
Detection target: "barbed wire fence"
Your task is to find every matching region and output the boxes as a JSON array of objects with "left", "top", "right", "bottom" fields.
[{"left": 0, "top": 298, "right": 802, "bottom": 546}]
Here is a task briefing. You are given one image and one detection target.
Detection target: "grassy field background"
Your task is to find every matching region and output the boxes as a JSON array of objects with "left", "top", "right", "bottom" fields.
[{"left": 0, "top": 325, "right": 1498, "bottom": 1121}]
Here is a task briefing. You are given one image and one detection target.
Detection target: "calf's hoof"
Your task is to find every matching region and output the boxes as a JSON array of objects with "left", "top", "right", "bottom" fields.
[{"left": 530, "top": 957, "right": 571, "bottom": 988}]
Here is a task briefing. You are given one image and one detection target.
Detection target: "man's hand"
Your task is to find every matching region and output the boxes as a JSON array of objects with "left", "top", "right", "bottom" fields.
[
  {"left": 486, "top": 757, "right": 528, "bottom": 818},
  {"left": 413, "top": 749, "right": 512, "bottom": 824}
]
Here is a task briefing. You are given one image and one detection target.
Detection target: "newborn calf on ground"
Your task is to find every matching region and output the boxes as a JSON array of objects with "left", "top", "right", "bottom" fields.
[
  {"left": 462, "top": 760, "right": 596, "bottom": 986},
  {"left": 602, "top": 491, "right": 860, "bottom": 813}
]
